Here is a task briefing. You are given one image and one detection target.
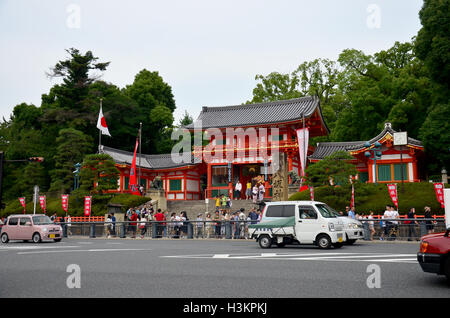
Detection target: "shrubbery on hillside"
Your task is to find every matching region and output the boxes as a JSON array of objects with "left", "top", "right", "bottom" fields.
[{"left": 289, "top": 182, "right": 449, "bottom": 215}]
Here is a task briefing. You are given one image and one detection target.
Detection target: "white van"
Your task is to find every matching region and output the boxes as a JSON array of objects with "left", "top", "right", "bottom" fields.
[
  {"left": 249, "top": 201, "right": 346, "bottom": 249},
  {"left": 260, "top": 201, "right": 363, "bottom": 245}
]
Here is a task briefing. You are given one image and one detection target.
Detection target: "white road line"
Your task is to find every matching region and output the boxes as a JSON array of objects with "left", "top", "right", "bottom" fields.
[
  {"left": 17, "top": 248, "right": 152, "bottom": 255},
  {"left": 0, "top": 245, "right": 79, "bottom": 250},
  {"left": 161, "top": 252, "right": 418, "bottom": 264}
]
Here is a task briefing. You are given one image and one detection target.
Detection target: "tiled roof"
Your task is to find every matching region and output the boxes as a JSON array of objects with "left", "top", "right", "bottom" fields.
[
  {"left": 309, "top": 123, "right": 423, "bottom": 160},
  {"left": 100, "top": 146, "right": 196, "bottom": 170},
  {"left": 185, "top": 96, "right": 326, "bottom": 130}
]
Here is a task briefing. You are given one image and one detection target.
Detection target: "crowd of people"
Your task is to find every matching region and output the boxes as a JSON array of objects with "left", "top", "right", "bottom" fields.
[
  {"left": 338, "top": 204, "right": 439, "bottom": 241},
  {"left": 112, "top": 204, "right": 263, "bottom": 240}
]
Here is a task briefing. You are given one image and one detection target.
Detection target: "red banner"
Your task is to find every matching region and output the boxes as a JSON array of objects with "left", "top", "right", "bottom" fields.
[
  {"left": 84, "top": 196, "right": 92, "bottom": 217},
  {"left": 350, "top": 184, "right": 355, "bottom": 208},
  {"left": 433, "top": 183, "right": 445, "bottom": 208},
  {"left": 388, "top": 184, "right": 398, "bottom": 208},
  {"left": 309, "top": 186, "right": 314, "bottom": 201},
  {"left": 39, "top": 196, "right": 46, "bottom": 214},
  {"left": 19, "top": 197, "right": 25, "bottom": 214},
  {"left": 61, "top": 194, "right": 69, "bottom": 213},
  {"left": 129, "top": 138, "right": 141, "bottom": 195}
]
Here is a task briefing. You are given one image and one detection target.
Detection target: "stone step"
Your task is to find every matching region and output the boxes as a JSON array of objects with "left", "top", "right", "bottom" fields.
[{"left": 167, "top": 200, "right": 261, "bottom": 220}]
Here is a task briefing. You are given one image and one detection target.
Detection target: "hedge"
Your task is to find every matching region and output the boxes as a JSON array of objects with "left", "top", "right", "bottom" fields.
[{"left": 288, "top": 182, "right": 449, "bottom": 215}]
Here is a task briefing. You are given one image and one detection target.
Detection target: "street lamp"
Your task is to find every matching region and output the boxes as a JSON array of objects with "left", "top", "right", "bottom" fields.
[{"left": 364, "top": 141, "right": 382, "bottom": 184}]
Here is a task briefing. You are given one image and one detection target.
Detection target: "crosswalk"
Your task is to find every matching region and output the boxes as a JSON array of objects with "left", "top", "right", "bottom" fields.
[{"left": 162, "top": 252, "right": 418, "bottom": 264}]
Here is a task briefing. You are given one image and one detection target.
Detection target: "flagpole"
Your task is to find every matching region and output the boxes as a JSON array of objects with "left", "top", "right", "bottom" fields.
[
  {"left": 138, "top": 122, "right": 142, "bottom": 191},
  {"left": 98, "top": 98, "right": 102, "bottom": 154}
]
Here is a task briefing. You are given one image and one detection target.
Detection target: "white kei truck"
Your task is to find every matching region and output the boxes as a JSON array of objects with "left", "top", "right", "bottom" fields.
[{"left": 248, "top": 201, "right": 346, "bottom": 249}]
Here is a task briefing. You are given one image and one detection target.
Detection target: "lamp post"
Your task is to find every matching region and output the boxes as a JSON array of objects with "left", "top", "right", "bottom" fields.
[{"left": 364, "top": 141, "right": 382, "bottom": 184}]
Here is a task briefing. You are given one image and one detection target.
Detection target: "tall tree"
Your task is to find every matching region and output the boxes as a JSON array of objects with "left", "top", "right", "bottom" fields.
[
  {"left": 50, "top": 128, "right": 93, "bottom": 193},
  {"left": 124, "top": 69, "right": 176, "bottom": 153}
]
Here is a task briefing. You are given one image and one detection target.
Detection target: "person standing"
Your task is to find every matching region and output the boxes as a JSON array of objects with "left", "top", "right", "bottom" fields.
[
  {"left": 129, "top": 211, "right": 138, "bottom": 239},
  {"left": 424, "top": 206, "right": 435, "bottom": 234},
  {"left": 111, "top": 213, "right": 116, "bottom": 236},
  {"left": 367, "top": 211, "right": 375, "bottom": 241},
  {"left": 66, "top": 214, "right": 72, "bottom": 236},
  {"left": 249, "top": 208, "right": 258, "bottom": 225},
  {"left": 196, "top": 213, "right": 204, "bottom": 238},
  {"left": 348, "top": 207, "right": 356, "bottom": 219},
  {"left": 258, "top": 183, "right": 265, "bottom": 202},
  {"left": 105, "top": 214, "right": 113, "bottom": 238},
  {"left": 246, "top": 181, "right": 252, "bottom": 200},
  {"left": 213, "top": 211, "right": 221, "bottom": 238},
  {"left": 154, "top": 209, "right": 165, "bottom": 238},
  {"left": 235, "top": 181, "right": 242, "bottom": 200},
  {"left": 252, "top": 184, "right": 258, "bottom": 203},
  {"left": 406, "top": 207, "right": 418, "bottom": 241}
]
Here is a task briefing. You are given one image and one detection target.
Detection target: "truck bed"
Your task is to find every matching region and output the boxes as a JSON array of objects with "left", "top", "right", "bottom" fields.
[{"left": 248, "top": 217, "right": 296, "bottom": 237}]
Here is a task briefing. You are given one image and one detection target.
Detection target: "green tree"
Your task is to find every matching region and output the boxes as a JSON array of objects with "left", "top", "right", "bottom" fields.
[
  {"left": 79, "top": 154, "right": 120, "bottom": 194},
  {"left": 305, "top": 151, "right": 357, "bottom": 187},
  {"left": 50, "top": 128, "right": 93, "bottom": 193},
  {"left": 414, "top": 0, "right": 450, "bottom": 86},
  {"left": 124, "top": 69, "right": 176, "bottom": 153}
]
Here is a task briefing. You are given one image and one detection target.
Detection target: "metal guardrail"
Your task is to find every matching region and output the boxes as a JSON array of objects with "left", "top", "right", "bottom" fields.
[{"left": 56, "top": 218, "right": 447, "bottom": 241}]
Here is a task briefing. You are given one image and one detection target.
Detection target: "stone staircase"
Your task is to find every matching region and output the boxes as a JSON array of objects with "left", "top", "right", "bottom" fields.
[{"left": 167, "top": 199, "right": 262, "bottom": 220}]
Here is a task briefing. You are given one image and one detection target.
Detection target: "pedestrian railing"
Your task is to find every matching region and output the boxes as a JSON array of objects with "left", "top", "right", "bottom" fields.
[{"left": 57, "top": 218, "right": 447, "bottom": 241}]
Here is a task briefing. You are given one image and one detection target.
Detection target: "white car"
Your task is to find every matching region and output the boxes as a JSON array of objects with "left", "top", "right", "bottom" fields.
[{"left": 338, "top": 217, "right": 364, "bottom": 245}]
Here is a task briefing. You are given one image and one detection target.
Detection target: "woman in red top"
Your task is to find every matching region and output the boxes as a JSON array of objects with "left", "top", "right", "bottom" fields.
[{"left": 129, "top": 211, "right": 138, "bottom": 238}]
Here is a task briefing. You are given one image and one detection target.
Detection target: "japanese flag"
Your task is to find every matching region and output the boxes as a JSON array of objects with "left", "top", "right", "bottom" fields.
[{"left": 97, "top": 105, "right": 111, "bottom": 137}]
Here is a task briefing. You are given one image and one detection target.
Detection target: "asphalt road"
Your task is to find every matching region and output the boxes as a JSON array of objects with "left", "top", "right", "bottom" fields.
[{"left": 0, "top": 238, "right": 448, "bottom": 298}]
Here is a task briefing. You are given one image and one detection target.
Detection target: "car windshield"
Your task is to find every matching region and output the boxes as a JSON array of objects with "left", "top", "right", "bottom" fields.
[
  {"left": 315, "top": 204, "right": 337, "bottom": 218},
  {"left": 32, "top": 216, "right": 53, "bottom": 225}
]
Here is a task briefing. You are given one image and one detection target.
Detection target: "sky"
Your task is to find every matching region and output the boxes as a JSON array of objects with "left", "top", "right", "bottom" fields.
[{"left": 0, "top": 0, "right": 424, "bottom": 124}]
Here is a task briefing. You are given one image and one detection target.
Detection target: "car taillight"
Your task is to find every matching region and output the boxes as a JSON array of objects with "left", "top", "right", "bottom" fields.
[{"left": 420, "top": 241, "right": 429, "bottom": 253}]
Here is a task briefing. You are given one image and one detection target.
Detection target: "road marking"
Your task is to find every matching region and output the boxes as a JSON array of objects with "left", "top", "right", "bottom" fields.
[
  {"left": 17, "top": 248, "right": 152, "bottom": 255},
  {"left": 0, "top": 245, "right": 79, "bottom": 250},
  {"left": 161, "top": 252, "right": 418, "bottom": 264}
]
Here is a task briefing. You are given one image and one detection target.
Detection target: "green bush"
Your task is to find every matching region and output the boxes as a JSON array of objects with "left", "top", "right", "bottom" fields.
[{"left": 289, "top": 182, "right": 449, "bottom": 215}]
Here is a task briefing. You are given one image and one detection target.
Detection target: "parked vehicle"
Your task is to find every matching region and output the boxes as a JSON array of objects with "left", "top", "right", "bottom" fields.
[
  {"left": 259, "top": 200, "right": 362, "bottom": 245},
  {"left": 0, "top": 214, "right": 62, "bottom": 243},
  {"left": 249, "top": 201, "right": 346, "bottom": 249},
  {"left": 338, "top": 217, "right": 364, "bottom": 245},
  {"left": 417, "top": 188, "right": 450, "bottom": 282}
]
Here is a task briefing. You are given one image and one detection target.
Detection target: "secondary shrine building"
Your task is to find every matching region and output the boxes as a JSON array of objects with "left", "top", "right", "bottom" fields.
[{"left": 101, "top": 97, "right": 425, "bottom": 200}]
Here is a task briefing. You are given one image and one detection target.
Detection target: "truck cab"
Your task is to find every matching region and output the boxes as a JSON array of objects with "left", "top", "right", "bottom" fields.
[{"left": 249, "top": 201, "right": 346, "bottom": 249}]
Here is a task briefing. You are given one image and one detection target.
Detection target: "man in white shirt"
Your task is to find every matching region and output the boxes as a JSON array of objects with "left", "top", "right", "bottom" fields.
[{"left": 235, "top": 181, "right": 242, "bottom": 200}]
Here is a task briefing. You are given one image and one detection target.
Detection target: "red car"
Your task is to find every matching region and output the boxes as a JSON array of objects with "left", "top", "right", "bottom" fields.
[{"left": 417, "top": 229, "right": 450, "bottom": 282}]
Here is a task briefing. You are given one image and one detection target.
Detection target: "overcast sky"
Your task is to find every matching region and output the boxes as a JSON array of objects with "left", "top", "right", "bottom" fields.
[{"left": 0, "top": 0, "right": 423, "bottom": 124}]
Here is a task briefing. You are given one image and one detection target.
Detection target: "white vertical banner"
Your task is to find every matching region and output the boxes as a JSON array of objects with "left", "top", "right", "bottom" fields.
[
  {"left": 296, "top": 128, "right": 309, "bottom": 177},
  {"left": 444, "top": 188, "right": 450, "bottom": 230}
]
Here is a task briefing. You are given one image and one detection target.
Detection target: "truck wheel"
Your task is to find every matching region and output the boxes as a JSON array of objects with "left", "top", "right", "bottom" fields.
[
  {"left": 316, "top": 234, "right": 331, "bottom": 249},
  {"left": 258, "top": 235, "right": 272, "bottom": 249}
]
